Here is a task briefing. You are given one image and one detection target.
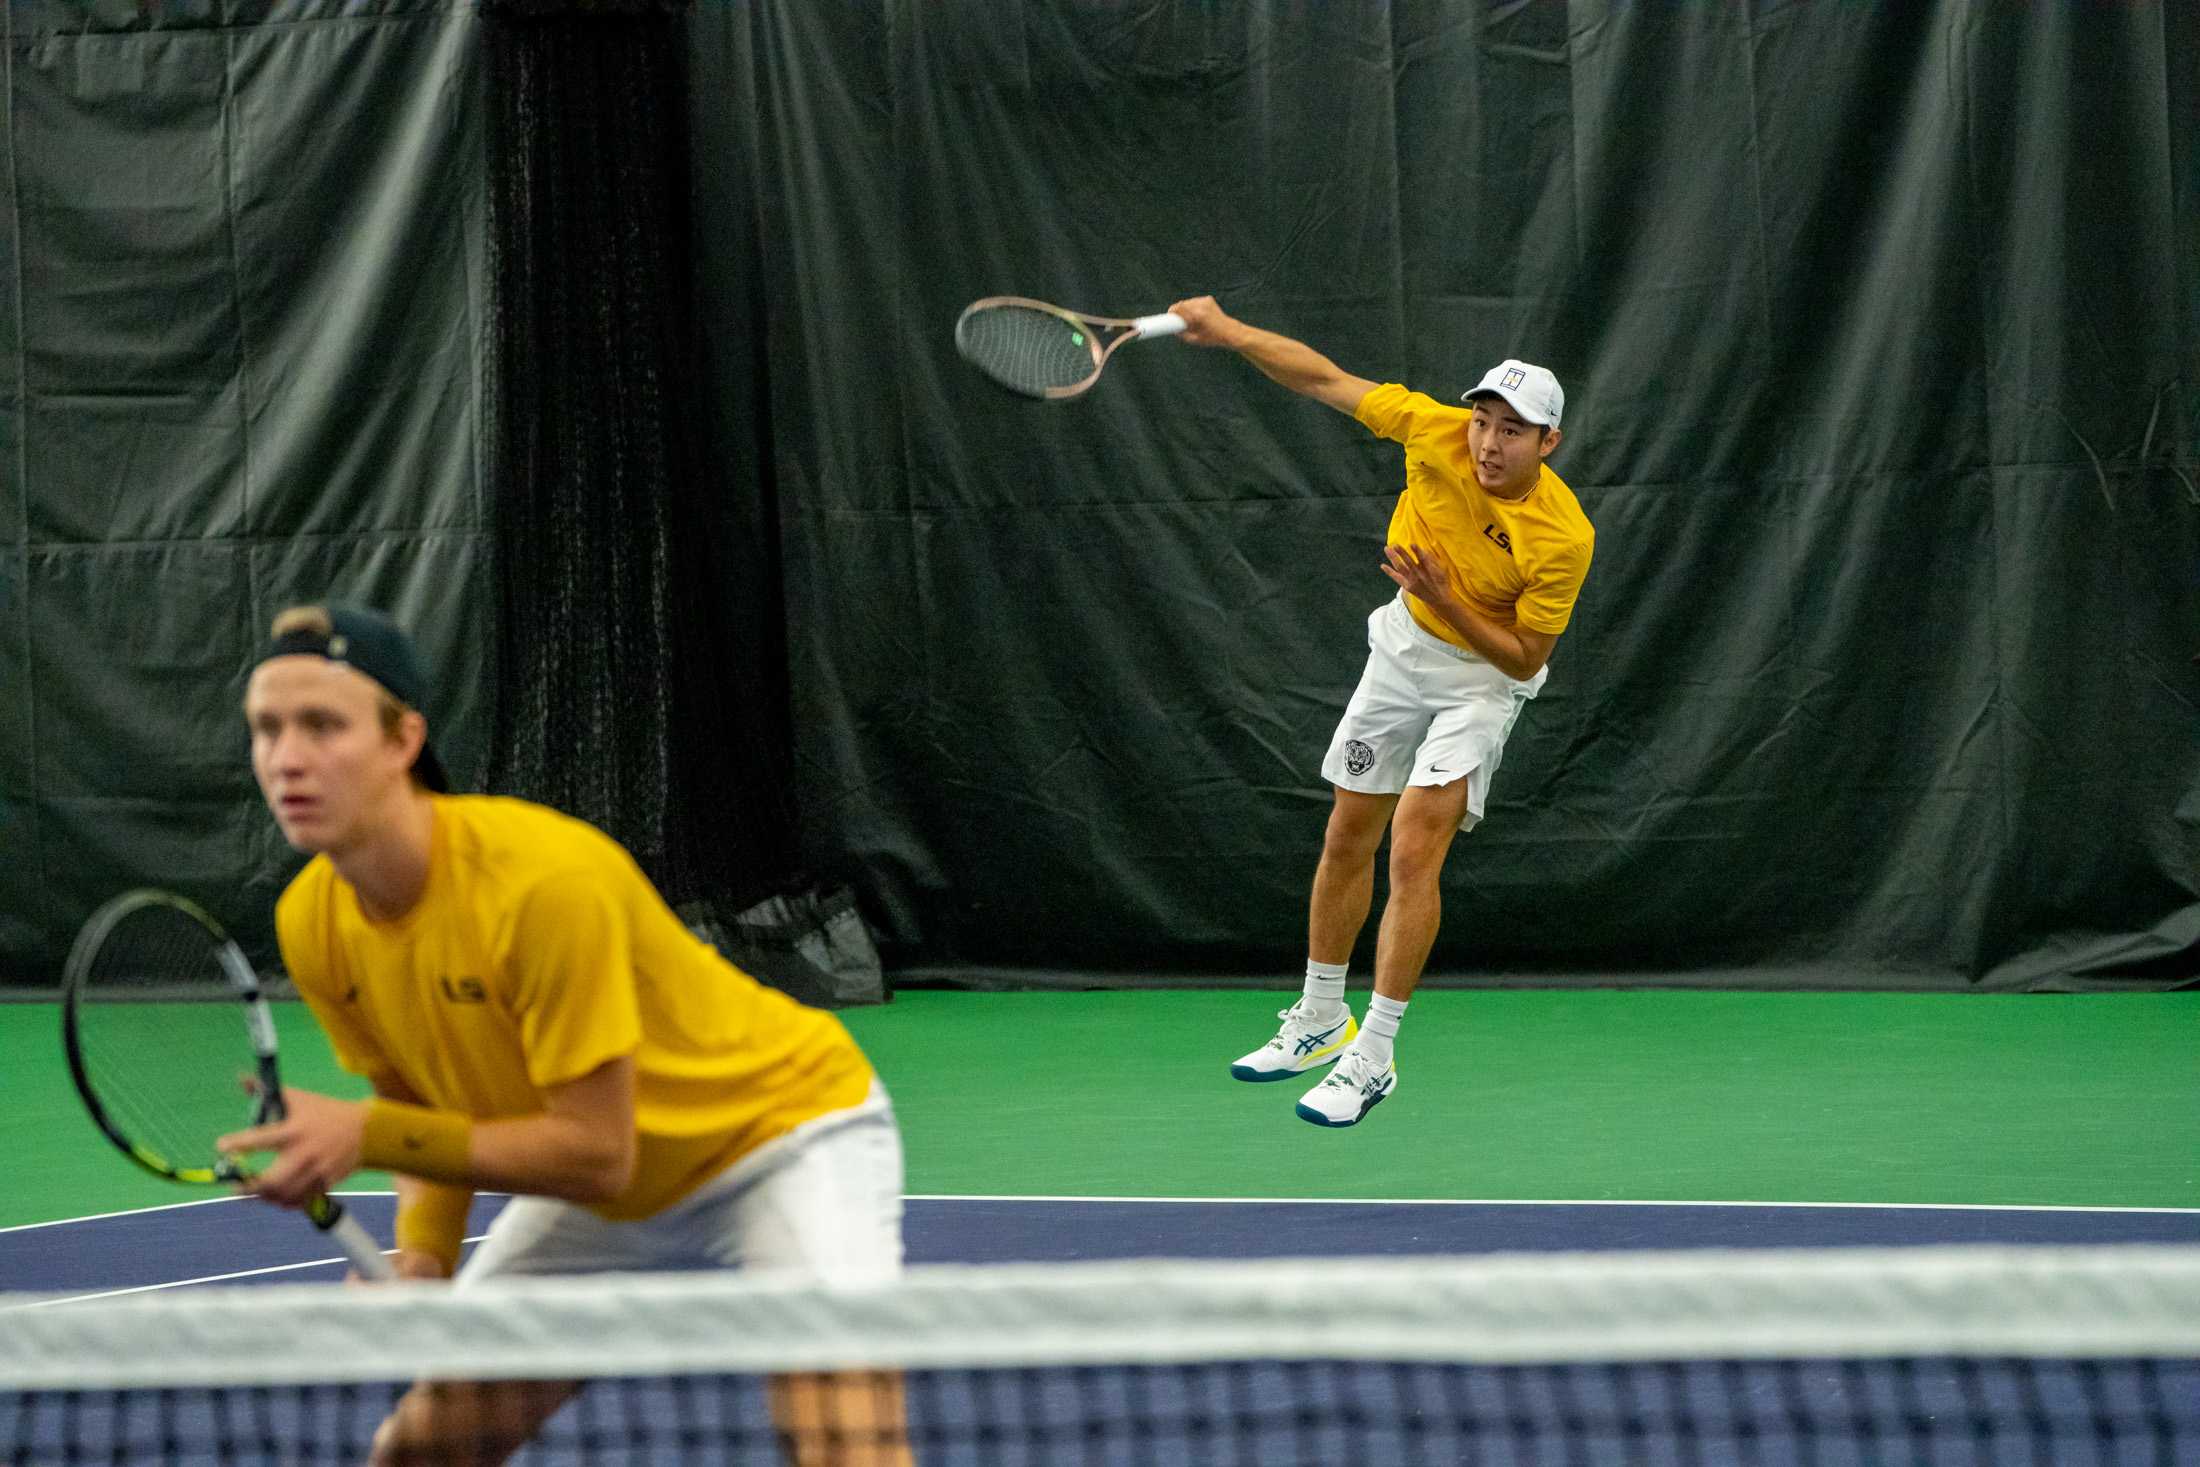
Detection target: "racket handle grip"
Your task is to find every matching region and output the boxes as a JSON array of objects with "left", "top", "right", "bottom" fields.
[
  {"left": 1133, "top": 312, "right": 1187, "bottom": 338},
  {"left": 318, "top": 1199, "right": 398, "bottom": 1280}
]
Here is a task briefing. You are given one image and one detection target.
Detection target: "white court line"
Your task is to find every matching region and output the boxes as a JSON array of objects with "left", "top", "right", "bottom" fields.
[
  {"left": 0, "top": 1190, "right": 523, "bottom": 1235},
  {"left": 12, "top": 1192, "right": 2195, "bottom": 1231},
  {"left": 4, "top": 1233, "right": 496, "bottom": 1310},
  {"left": 5, "top": 1255, "right": 369, "bottom": 1307},
  {"left": 0, "top": 1195, "right": 249, "bottom": 1233},
  {"left": 0, "top": 1189, "right": 397, "bottom": 1234},
  {"left": 907, "top": 1195, "right": 2200, "bottom": 1215},
  {"left": 9, "top": 1196, "right": 2188, "bottom": 1307}
]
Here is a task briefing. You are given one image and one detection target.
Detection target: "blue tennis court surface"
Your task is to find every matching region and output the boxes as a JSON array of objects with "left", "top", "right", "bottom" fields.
[{"left": 5, "top": 1194, "right": 2194, "bottom": 1299}]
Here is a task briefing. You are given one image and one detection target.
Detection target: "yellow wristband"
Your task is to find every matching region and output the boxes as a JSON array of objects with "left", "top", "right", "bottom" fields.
[
  {"left": 393, "top": 1183, "right": 473, "bottom": 1275},
  {"left": 360, "top": 1098, "right": 474, "bottom": 1185}
]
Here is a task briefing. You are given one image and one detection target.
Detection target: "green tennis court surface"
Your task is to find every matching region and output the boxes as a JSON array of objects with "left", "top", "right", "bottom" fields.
[{"left": 4, "top": 988, "right": 2192, "bottom": 1231}]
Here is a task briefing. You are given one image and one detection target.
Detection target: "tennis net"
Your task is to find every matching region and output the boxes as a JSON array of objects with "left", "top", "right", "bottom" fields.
[{"left": 4, "top": 1245, "right": 2198, "bottom": 1464}]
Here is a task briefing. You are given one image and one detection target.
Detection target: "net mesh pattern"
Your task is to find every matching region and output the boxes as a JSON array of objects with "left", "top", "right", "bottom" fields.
[
  {"left": 480, "top": 4, "right": 797, "bottom": 919},
  {"left": 955, "top": 306, "right": 1102, "bottom": 395},
  {"left": 12, "top": 1359, "right": 2195, "bottom": 1465},
  {"left": 5, "top": 1249, "right": 2197, "bottom": 1466}
]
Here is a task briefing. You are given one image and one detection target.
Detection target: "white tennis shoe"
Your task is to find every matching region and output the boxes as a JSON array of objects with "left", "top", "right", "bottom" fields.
[
  {"left": 1295, "top": 1044, "right": 1396, "bottom": 1127},
  {"left": 1229, "top": 1003, "right": 1357, "bottom": 1082}
]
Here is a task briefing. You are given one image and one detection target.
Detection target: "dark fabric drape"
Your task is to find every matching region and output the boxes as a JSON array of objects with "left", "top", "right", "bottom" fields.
[
  {"left": 480, "top": 0, "right": 798, "bottom": 921},
  {"left": 0, "top": 0, "right": 803, "bottom": 985},
  {"left": 0, "top": 0, "right": 487, "bottom": 978}
]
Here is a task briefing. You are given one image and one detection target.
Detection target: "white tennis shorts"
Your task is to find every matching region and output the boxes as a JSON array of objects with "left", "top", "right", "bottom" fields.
[
  {"left": 457, "top": 1081, "right": 904, "bottom": 1286},
  {"left": 1320, "top": 594, "right": 1548, "bottom": 832}
]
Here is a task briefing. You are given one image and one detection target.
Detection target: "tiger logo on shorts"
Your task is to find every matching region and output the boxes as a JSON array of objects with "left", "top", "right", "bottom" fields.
[{"left": 1343, "top": 739, "right": 1375, "bottom": 776}]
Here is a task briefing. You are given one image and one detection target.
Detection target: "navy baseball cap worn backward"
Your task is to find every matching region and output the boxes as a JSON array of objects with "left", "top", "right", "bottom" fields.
[{"left": 255, "top": 605, "right": 451, "bottom": 793}]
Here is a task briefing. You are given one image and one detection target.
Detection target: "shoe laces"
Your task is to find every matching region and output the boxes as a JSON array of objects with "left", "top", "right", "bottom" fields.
[
  {"left": 1283, "top": 1000, "right": 1345, "bottom": 1028},
  {"left": 1326, "top": 1047, "right": 1385, "bottom": 1088},
  {"left": 1314, "top": 1061, "right": 1358, "bottom": 1091}
]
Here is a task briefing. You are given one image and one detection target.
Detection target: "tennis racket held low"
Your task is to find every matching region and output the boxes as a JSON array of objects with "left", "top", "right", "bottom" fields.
[
  {"left": 63, "top": 890, "right": 397, "bottom": 1282},
  {"left": 229, "top": 972, "right": 396, "bottom": 1281}
]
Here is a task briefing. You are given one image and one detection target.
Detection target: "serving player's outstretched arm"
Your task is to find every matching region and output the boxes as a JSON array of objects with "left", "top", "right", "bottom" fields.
[{"left": 1169, "top": 296, "right": 1377, "bottom": 415}]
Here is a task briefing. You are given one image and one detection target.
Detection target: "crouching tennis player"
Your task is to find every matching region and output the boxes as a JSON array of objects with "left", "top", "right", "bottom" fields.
[{"left": 221, "top": 603, "right": 909, "bottom": 1467}]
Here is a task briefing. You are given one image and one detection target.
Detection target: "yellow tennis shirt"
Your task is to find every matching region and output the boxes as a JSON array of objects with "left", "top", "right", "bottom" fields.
[
  {"left": 1355, "top": 384, "right": 1595, "bottom": 644},
  {"left": 276, "top": 795, "right": 876, "bottom": 1221}
]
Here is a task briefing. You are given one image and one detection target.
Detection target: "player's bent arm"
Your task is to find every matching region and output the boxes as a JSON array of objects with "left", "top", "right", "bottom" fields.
[
  {"left": 1505, "top": 626, "right": 1558, "bottom": 683},
  {"left": 366, "top": 1055, "right": 640, "bottom": 1206},
  {"left": 1413, "top": 573, "right": 1556, "bottom": 679},
  {"left": 370, "top": 1071, "right": 472, "bottom": 1279},
  {"left": 1381, "top": 549, "right": 1557, "bottom": 681},
  {"left": 470, "top": 1055, "right": 639, "bottom": 1203},
  {"left": 1381, "top": 544, "right": 1560, "bottom": 681},
  {"left": 222, "top": 1059, "right": 639, "bottom": 1210},
  {"left": 1424, "top": 604, "right": 1556, "bottom": 682}
]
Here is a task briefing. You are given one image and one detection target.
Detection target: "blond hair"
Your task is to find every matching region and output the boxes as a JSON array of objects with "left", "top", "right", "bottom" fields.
[{"left": 269, "top": 605, "right": 333, "bottom": 639}]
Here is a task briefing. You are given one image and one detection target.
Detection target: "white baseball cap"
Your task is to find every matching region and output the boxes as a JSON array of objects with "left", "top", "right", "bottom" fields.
[{"left": 1463, "top": 358, "right": 1564, "bottom": 427}]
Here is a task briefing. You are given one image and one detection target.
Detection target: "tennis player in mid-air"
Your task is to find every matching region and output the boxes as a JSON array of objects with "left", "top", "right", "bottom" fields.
[
  {"left": 1169, "top": 296, "right": 1594, "bottom": 1128},
  {"left": 221, "top": 603, "right": 910, "bottom": 1466}
]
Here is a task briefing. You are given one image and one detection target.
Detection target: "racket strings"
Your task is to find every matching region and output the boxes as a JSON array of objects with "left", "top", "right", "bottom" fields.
[
  {"left": 72, "top": 905, "right": 262, "bottom": 1174},
  {"left": 955, "top": 306, "right": 1100, "bottom": 395}
]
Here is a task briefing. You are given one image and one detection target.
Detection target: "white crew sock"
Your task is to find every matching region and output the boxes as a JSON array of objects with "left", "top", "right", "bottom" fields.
[
  {"left": 1300, "top": 960, "right": 1348, "bottom": 1020},
  {"left": 1356, "top": 993, "right": 1408, "bottom": 1065}
]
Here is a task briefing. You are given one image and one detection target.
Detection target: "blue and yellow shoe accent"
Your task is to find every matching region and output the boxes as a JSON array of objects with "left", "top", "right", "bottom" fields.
[
  {"left": 1295, "top": 1051, "right": 1397, "bottom": 1127},
  {"left": 1230, "top": 1010, "right": 1358, "bottom": 1082}
]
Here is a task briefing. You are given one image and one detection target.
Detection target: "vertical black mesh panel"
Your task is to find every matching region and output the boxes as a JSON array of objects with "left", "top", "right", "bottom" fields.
[{"left": 479, "top": 0, "right": 796, "bottom": 919}]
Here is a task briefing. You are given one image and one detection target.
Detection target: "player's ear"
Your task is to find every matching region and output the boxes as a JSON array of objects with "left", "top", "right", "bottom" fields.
[
  {"left": 1539, "top": 426, "right": 1563, "bottom": 459},
  {"left": 395, "top": 707, "right": 429, "bottom": 767}
]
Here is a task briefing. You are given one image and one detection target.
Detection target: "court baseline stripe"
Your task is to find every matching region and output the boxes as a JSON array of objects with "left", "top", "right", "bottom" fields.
[
  {"left": 908, "top": 1194, "right": 2200, "bottom": 1214},
  {"left": 0, "top": 1191, "right": 499, "bottom": 1234},
  {"left": 10, "top": 1193, "right": 2194, "bottom": 1234}
]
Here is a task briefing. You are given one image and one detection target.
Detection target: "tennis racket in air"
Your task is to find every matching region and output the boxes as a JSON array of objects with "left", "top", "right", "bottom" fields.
[
  {"left": 61, "top": 889, "right": 394, "bottom": 1279},
  {"left": 954, "top": 296, "right": 1187, "bottom": 401}
]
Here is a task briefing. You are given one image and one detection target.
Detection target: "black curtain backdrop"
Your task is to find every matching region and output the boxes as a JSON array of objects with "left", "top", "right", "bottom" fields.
[
  {"left": 480, "top": 0, "right": 799, "bottom": 925},
  {"left": 0, "top": 0, "right": 802, "bottom": 980},
  {"left": 685, "top": 0, "right": 2199, "bottom": 990},
  {"left": 0, "top": 0, "right": 489, "bottom": 976},
  {"left": 1, "top": 1, "right": 2193, "bottom": 992}
]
